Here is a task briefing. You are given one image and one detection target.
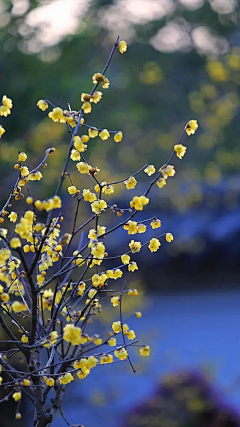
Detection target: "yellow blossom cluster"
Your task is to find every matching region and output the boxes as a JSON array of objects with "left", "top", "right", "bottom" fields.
[
  {"left": 123, "top": 221, "right": 147, "bottom": 235},
  {"left": 92, "top": 73, "right": 110, "bottom": 89},
  {"left": 156, "top": 164, "right": 176, "bottom": 189},
  {"left": 63, "top": 323, "right": 82, "bottom": 346},
  {"left": 34, "top": 195, "right": 62, "bottom": 212},
  {"left": 130, "top": 195, "right": 149, "bottom": 211},
  {"left": 0, "top": 95, "right": 13, "bottom": 141},
  {"left": 0, "top": 95, "right": 13, "bottom": 117}
]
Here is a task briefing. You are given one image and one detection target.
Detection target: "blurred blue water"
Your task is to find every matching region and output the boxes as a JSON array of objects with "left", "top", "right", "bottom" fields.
[{"left": 51, "top": 289, "right": 240, "bottom": 427}]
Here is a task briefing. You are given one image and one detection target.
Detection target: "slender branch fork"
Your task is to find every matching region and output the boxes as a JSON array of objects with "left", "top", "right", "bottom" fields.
[{"left": 0, "top": 35, "right": 190, "bottom": 427}]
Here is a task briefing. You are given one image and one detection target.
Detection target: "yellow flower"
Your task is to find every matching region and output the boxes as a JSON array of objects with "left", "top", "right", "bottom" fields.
[
  {"left": 71, "top": 148, "right": 81, "bottom": 161},
  {"left": 92, "top": 73, "right": 110, "bottom": 89},
  {"left": 148, "top": 238, "right": 161, "bottom": 252},
  {"left": 0, "top": 125, "right": 5, "bottom": 138},
  {"left": 8, "top": 212, "right": 18, "bottom": 223},
  {"left": 107, "top": 270, "right": 114, "bottom": 279},
  {"left": 63, "top": 324, "right": 82, "bottom": 346},
  {"left": 161, "top": 164, "right": 175, "bottom": 178},
  {"left": 0, "top": 95, "right": 13, "bottom": 116},
  {"left": 21, "top": 334, "right": 28, "bottom": 343},
  {"left": 112, "top": 269, "right": 123, "bottom": 280},
  {"left": 92, "top": 274, "right": 105, "bottom": 287},
  {"left": 166, "top": 233, "right": 174, "bottom": 242},
  {"left": 156, "top": 178, "right": 166, "bottom": 189},
  {"left": 77, "top": 282, "right": 86, "bottom": 296},
  {"left": 112, "top": 321, "right": 122, "bottom": 333},
  {"left": 12, "top": 392, "right": 22, "bottom": 401},
  {"left": 76, "top": 162, "right": 91, "bottom": 174},
  {"left": 49, "top": 331, "right": 58, "bottom": 346},
  {"left": 111, "top": 296, "right": 120, "bottom": 307},
  {"left": 28, "top": 171, "right": 43, "bottom": 181},
  {"left": 174, "top": 144, "right": 187, "bottom": 159},
  {"left": 77, "top": 369, "right": 90, "bottom": 379},
  {"left": 2, "top": 95, "right": 13, "bottom": 109},
  {"left": 87, "top": 356, "right": 98, "bottom": 368},
  {"left": 22, "top": 379, "right": 30, "bottom": 386},
  {"left": 186, "top": 119, "right": 198, "bottom": 136},
  {"left": 53, "top": 195, "right": 62, "bottom": 209},
  {"left": 108, "top": 337, "right": 116, "bottom": 347},
  {"left": 1, "top": 293, "right": 9, "bottom": 302},
  {"left": 119, "top": 40, "right": 128, "bottom": 54},
  {"left": 104, "top": 185, "right": 114, "bottom": 195},
  {"left": 21, "top": 166, "right": 29, "bottom": 177},
  {"left": 100, "top": 354, "right": 113, "bottom": 364},
  {"left": 127, "top": 330, "right": 136, "bottom": 340},
  {"left": 59, "top": 233, "right": 71, "bottom": 246},
  {"left": 121, "top": 254, "right": 130, "bottom": 264},
  {"left": 48, "top": 107, "right": 66, "bottom": 123},
  {"left": 114, "top": 348, "right": 128, "bottom": 360},
  {"left": 124, "top": 220, "right": 137, "bottom": 234},
  {"left": 18, "top": 152, "right": 27, "bottom": 162},
  {"left": 128, "top": 289, "right": 138, "bottom": 296},
  {"left": 59, "top": 373, "right": 74, "bottom": 385},
  {"left": 10, "top": 237, "right": 21, "bottom": 248},
  {"left": 91, "top": 241, "right": 105, "bottom": 259},
  {"left": 91, "top": 199, "right": 107, "bottom": 214},
  {"left": 74, "top": 136, "right": 86, "bottom": 152},
  {"left": 128, "top": 261, "right": 138, "bottom": 272},
  {"left": 0, "top": 228, "right": 8, "bottom": 239},
  {"left": 81, "top": 135, "right": 89, "bottom": 144},
  {"left": 129, "top": 240, "right": 142, "bottom": 253},
  {"left": 88, "top": 128, "right": 99, "bottom": 138},
  {"left": 82, "top": 102, "right": 92, "bottom": 114},
  {"left": 99, "top": 129, "right": 110, "bottom": 140},
  {"left": 94, "top": 337, "right": 102, "bottom": 345},
  {"left": 92, "top": 72, "right": 104, "bottom": 84},
  {"left": 12, "top": 301, "right": 27, "bottom": 312},
  {"left": 68, "top": 186, "right": 77, "bottom": 195},
  {"left": 144, "top": 165, "right": 156, "bottom": 176},
  {"left": 83, "top": 189, "right": 97, "bottom": 202},
  {"left": 0, "top": 105, "right": 11, "bottom": 116},
  {"left": 114, "top": 131, "right": 123, "bottom": 142},
  {"left": 73, "top": 358, "right": 89, "bottom": 370},
  {"left": 88, "top": 225, "right": 106, "bottom": 240},
  {"left": 135, "top": 311, "right": 142, "bottom": 318},
  {"left": 102, "top": 77, "right": 110, "bottom": 89},
  {"left": 81, "top": 93, "right": 91, "bottom": 102},
  {"left": 137, "top": 223, "right": 147, "bottom": 233},
  {"left": 45, "top": 377, "right": 55, "bottom": 387},
  {"left": 37, "top": 100, "right": 48, "bottom": 111},
  {"left": 140, "top": 345, "right": 150, "bottom": 356},
  {"left": 150, "top": 219, "right": 161, "bottom": 229},
  {"left": 125, "top": 176, "right": 137, "bottom": 190},
  {"left": 91, "top": 91, "right": 102, "bottom": 104},
  {"left": 130, "top": 195, "right": 149, "bottom": 211}
]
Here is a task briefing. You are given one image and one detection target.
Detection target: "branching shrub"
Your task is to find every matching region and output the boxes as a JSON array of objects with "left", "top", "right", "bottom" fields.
[{"left": 0, "top": 37, "right": 198, "bottom": 426}]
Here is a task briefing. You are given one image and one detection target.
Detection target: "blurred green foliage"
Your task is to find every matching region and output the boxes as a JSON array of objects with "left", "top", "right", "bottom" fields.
[{"left": 1, "top": 0, "right": 240, "bottom": 212}]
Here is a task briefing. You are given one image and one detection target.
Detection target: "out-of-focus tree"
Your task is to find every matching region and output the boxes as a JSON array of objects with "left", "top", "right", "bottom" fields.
[{"left": 1, "top": 0, "right": 240, "bottom": 212}]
